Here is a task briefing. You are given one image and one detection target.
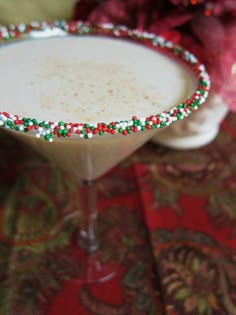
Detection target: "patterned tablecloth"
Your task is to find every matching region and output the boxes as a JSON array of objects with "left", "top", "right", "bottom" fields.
[{"left": 0, "top": 112, "right": 236, "bottom": 315}]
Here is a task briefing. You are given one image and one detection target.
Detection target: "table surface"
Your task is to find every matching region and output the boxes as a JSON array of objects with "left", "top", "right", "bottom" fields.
[{"left": 0, "top": 112, "right": 236, "bottom": 315}]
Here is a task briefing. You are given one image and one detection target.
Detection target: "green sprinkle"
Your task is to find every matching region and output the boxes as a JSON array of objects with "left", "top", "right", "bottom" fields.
[
  {"left": 177, "top": 114, "right": 182, "bottom": 120},
  {"left": 62, "top": 129, "right": 68, "bottom": 136},
  {"left": 200, "top": 80, "right": 208, "bottom": 87},
  {"left": 44, "top": 134, "right": 51, "bottom": 141},
  {"left": 174, "top": 47, "right": 184, "bottom": 54},
  {"left": 152, "top": 37, "right": 159, "bottom": 46}
]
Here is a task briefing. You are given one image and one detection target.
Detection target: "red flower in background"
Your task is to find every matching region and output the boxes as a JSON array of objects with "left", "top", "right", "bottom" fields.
[{"left": 74, "top": 0, "right": 236, "bottom": 111}]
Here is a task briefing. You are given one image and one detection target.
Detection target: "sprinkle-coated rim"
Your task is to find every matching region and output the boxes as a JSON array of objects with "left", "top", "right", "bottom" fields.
[{"left": 0, "top": 20, "right": 211, "bottom": 142}]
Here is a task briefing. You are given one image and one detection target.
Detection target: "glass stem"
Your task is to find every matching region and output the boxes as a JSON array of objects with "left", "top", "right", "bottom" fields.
[{"left": 78, "top": 179, "right": 98, "bottom": 254}]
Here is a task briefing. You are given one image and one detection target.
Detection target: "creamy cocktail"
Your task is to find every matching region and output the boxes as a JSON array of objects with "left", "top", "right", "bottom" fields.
[
  {"left": 0, "top": 21, "right": 210, "bottom": 283},
  {"left": 0, "top": 34, "right": 197, "bottom": 179}
]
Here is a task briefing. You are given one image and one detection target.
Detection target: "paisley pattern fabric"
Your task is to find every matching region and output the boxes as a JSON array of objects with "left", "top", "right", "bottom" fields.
[{"left": 0, "top": 112, "right": 236, "bottom": 315}]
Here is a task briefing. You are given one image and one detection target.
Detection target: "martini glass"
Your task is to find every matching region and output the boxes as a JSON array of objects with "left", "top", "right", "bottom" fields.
[{"left": 0, "top": 21, "right": 210, "bottom": 283}]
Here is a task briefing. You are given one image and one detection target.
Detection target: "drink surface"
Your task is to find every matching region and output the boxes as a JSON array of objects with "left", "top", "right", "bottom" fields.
[
  {"left": 0, "top": 35, "right": 197, "bottom": 180},
  {"left": 0, "top": 36, "right": 196, "bottom": 123}
]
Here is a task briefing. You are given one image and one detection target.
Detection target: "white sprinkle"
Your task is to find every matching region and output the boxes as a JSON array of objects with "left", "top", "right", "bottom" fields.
[
  {"left": 113, "top": 29, "right": 120, "bottom": 36},
  {"left": 143, "top": 31, "right": 155, "bottom": 39},
  {"left": 30, "top": 21, "right": 40, "bottom": 27},
  {"left": 102, "top": 23, "right": 114, "bottom": 30},
  {"left": 166, "top": 41, "right": 173, "bottom": 48},
  {"left": 17, "top": 23, "right": 26, "bottom": 32},
  {"left": 0, "top": 26, "right": 7, "bottom": 33}
]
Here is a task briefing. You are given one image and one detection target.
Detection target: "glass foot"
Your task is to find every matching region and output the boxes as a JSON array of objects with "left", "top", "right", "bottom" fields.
[
  {"left": 73, "top": 251, "right": 118, "bottom": 284},
  {"left": 50, "top": 211, "right": 119, "bottom": 284}
]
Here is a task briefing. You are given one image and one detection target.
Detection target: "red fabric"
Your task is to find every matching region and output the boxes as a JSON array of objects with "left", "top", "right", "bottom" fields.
[{"left": 0, "top": 112, "right": 236, "bottom": 315}]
